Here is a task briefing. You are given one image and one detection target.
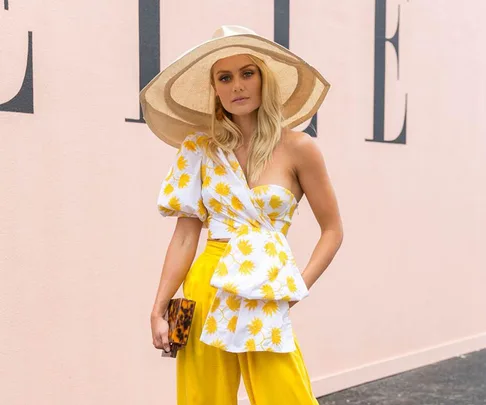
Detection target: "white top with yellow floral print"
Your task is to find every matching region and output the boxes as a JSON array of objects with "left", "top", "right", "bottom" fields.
[{"left": 157, "top": 132, "right": 309, "bottom": 353}]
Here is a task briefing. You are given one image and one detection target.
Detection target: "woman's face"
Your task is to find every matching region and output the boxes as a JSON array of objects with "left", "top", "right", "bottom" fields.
[{"left": 212, "top": 54, "right": 262, "bottom": 117}]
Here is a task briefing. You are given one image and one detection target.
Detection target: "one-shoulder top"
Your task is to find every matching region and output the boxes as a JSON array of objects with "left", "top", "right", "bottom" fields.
[{"left": 157, "top": 132, "right": 309, "bottom": 353}]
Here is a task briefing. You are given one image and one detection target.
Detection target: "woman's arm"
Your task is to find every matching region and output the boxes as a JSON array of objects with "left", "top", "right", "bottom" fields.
[
  {"left": 150, "top": 217, "right": 203, "bottom": 318},
  {"left": 293, "top": 133, "right": 344, "bottom": 292}
]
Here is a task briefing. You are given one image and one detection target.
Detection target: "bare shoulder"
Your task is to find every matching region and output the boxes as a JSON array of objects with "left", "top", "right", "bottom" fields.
[
  {"left": 282, "top": 128, "right": 342, "bottom": 235},
  {"left": 281, "top": 128, "right": 324, "bottom": 171}
]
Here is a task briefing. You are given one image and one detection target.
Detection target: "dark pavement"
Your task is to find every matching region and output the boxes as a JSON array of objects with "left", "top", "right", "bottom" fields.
[{"left": 318, "top": 348, "right": 486, "bottom": 405}]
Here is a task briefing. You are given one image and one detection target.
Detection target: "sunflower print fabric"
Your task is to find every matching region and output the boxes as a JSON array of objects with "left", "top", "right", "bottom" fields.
[{"left": 157, "top": 132, "right": 309, "bottom": 353}]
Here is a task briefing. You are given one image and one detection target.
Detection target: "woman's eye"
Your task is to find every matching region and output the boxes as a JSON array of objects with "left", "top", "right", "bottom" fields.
[{"left": 218, "top": 70, "right": 253, "bottom": 82}]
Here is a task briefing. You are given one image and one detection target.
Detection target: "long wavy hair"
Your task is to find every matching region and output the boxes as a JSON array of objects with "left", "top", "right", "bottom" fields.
[{"left": 204, "top": 54, "right": 285, "bottom": 184}]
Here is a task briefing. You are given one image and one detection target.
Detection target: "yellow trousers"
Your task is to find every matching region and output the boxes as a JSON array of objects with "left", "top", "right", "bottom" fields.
[{"left": 177, "top": 240, "right": 319, "bottom": 405}]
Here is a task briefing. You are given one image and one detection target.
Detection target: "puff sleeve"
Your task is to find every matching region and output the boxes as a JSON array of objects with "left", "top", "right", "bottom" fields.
[{"left": 156, "top": 133, "right": 208, "bottom": 223}]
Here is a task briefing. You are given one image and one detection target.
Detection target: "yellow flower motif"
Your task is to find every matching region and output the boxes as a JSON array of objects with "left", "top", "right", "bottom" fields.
[
  {"left": 237, "top": 240, "right": 253, "bottom": 255},
  {"left": 202, "top": 175, "right": 212, "bottom": 188},
  {"left": 196, "top": 134, "right": 207, "bottom": 147},
  {"left": 177, "top": 155, "right": 187, "bottom": 170},
  {"left": 244, "top": 299, "right": 259, "bottom": 310},
  {"left": 248, "top": 318, "right": 263, "bottom": 335},
  {"left": 183, "top": 140, "right": 197, "bottom": 152},
  {"left": 209, "top": 198, "right": 223, "bottom": 213},
  {"left": 210, "top": 339, "right": 227, "bottom": 350},
  {"left": 268, "top": 212, "right": 280, "bottom": 223},
  {"left": 261, "top": 284, "right": 275, "bottom": 300},
  {"left": 205, "top": 316, "right": 218, "bottom": 334},
  {"left": 201, "top": 164, "right": 207, "bottom": 179},
  {"left": 282, "top": 295, "right": 291, "bottom": 301},
  {"left": 281, "top": 222, "right": 290, "bottom": 236},
  {"left": 269, "top": 195, "right": 283, "bottom": 209},
  {"left": 254, "top": 198, "right": 265, "bottom": 209},
  {"left": 223, "top": 218, "right": 236, "bottom": 233},
  {"left": 226, "top": 295, "right": 241, "bottom": 311},
  {"left": 264, "top": 242, "right": 277, "bottom": 257},
  {"left": 178, "top": 173, "right": 191, "bottom": 188},
  {"left": 197, "top": 198, "right": 207, "bottom": 218},
  {"left": 168, "top": 196, "right": 181, "bottom": 211},
  {"left": 229, "top": 160, "right": 239, "bottom": 171},
  {"left": 245, "top": 338, "right": 256, "bottom": 351},
  {"left": 248, "top": 219, "right": 261, "bottom": 231},
  {"left": 222, "top": 282, "right": 239, "bottom": 295},
  {"left": 163, "top": 183, "right": 174, "bottom": 195},
  {"left": 210, "top": 296, "right": 221, "bottom": 312},
  {"left": 216, "top": 262, "right": 228, "bottom": 276},
  {"left": 287, "top": 276, "right": 298, "bottom": 293},
  {"left": 252, "top": 185, "right": 270, "bottom": 195},
  {"left": 271, "top": 328, "right": 282, "bottom": 345},
  {"left": 267, "top": 266, "right": 280, "bottom": 282},
  {"left": 266, "top": 347, "right": 275, "bottom": 352},
  {"left": 158, "top": 205, "right": 173, "bottom": 215},
  {"left": 231, "top": 196, "right": 244, "bottom": 211},
  {"left": 214, "top": 165, "right": 227, "bottom": 176},
  {"left": 226, "top": 208, "right": 238, "bottom": 218},
  {"left": 222, "top": 244, "right": 232, "bottom": 257},
  {"left": 289, "top": 203, "right": 297, "bottom": 217},
  {"left": 239, "top": 260, "right": 255, "bottom": 275},
  {"left": 262, "top": 301, "right": 279, "bottom": 316},
  {"left": 278, "top": 251, "right": 288, "bottom": 265},
  {"left": 215, "top": 182, "right": 231, "bottom": 196},
  {"left": 274, "top": 233, "right": 283, "bottom": 246},
  {"left": 227, "top": 316, "right": 238, "bottom": 333},
  {"left": 236, "top": 224, "right": 249, "bottom": 236}
]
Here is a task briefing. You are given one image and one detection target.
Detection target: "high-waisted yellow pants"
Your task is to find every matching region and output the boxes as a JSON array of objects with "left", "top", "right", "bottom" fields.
[{"left": 176, "top": 240, "right": 319, "bottom": 405}]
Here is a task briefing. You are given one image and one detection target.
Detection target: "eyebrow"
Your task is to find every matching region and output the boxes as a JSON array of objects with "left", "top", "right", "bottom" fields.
[{"left": 215, "top": 64, "right": 256, "bottom": 75}]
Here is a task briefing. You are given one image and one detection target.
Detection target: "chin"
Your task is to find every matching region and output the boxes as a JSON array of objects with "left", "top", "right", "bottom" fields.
[{"left": 228, "top": 105, "right": 260, "bottom": 117}]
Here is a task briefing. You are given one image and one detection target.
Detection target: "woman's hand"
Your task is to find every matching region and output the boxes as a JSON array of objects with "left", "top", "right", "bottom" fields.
[{"left": 151, "top": 313, "right": 171, "bottom": 353}]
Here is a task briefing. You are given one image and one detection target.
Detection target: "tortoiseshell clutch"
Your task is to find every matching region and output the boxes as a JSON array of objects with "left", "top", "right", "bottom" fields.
[{"left": 161, "top": 298, "right": 196, "bottom": 358}]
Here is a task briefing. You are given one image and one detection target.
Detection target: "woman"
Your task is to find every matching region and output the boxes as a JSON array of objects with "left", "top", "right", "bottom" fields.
[{"left": 142, "top": 26, "right": 343, "bottom": 405}]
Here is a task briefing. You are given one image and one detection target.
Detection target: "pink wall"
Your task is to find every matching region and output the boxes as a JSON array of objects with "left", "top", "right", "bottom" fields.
[{"left": 1, "top": 1, "right": 485, "bottom": 404}]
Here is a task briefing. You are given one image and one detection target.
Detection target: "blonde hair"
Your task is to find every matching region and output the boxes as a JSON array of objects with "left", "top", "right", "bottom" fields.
[{"left": 205, "top": 54, "right": 285, "bottom": 184}]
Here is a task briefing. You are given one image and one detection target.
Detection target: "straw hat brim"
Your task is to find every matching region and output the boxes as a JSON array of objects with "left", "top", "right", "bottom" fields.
[{"left": 140, "top": 33, "right": 331, "bottom": 148}]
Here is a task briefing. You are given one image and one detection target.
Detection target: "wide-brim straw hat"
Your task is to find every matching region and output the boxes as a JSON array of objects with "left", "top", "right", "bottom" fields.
[{"left": 139, "top": 25, "right": 331, "bottom": 148}]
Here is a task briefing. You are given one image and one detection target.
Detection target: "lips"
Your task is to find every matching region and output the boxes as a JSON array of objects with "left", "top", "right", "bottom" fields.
[{"left": 232, "top": 97, "right": 249, "bottom": 102}]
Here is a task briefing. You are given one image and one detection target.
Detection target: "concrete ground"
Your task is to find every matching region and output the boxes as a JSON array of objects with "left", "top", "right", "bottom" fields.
[{"left": 318, "top": 348, "right": 486, "bottom": 405}]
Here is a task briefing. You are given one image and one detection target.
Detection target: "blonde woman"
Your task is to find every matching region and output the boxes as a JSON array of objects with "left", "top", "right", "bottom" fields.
[{"left": 142, "top": 26, "right": 343, "bottom": 405}]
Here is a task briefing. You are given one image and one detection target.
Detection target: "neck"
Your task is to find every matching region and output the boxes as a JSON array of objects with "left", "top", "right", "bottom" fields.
[{"left": 232, "top": 111, "right": 258, "bottom": 147}]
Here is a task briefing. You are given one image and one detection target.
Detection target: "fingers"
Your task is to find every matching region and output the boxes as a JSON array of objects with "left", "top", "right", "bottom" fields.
[
  {"left": 161, "top": 334, "right": 171, "bottom": 353},
  {"left": 151, "top": 317, "right": 172, "bottom": 353},
  {"left": 153, "top": 333, "right": 170, "bottom": 351}
]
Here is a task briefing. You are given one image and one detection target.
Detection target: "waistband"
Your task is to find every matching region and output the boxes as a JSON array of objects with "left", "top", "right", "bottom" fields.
[{"left": 202, "top": 239, "right": 229, "bottom": 256}]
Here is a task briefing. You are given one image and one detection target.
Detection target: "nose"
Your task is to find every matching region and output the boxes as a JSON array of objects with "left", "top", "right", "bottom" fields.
[{"left": 232, "top": 76, "right": 244, "bottom": 92}]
